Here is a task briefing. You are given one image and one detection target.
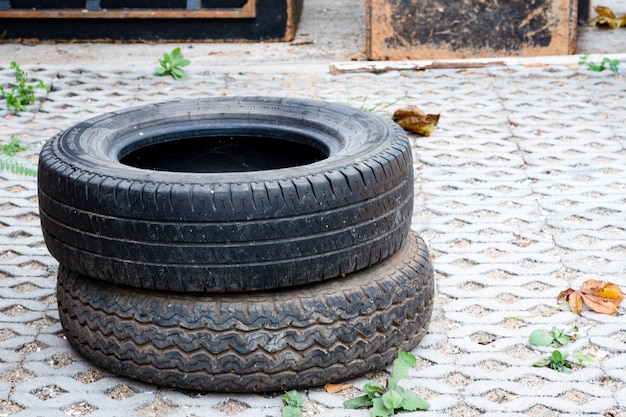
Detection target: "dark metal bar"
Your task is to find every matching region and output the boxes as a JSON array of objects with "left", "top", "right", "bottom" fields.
[
  {"left": 0, "top": 0, "right": 256, "bottom": 18},
  {"left": 85, "top": 0, "right": 100, "bottom": 11},
  {"left": 0, "top": 3, "right": 255, "bottom": 18},
  {"left": 186, "top": 0, "right": 200, "bottom": 10}
]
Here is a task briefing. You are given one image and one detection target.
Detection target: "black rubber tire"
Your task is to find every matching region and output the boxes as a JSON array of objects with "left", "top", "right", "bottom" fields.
[
  {"left": 38, "top": 96, "right": 414, "bottom": 292},
  {"left": 57, "top": 231, "right": 434, "bottom": 393}
]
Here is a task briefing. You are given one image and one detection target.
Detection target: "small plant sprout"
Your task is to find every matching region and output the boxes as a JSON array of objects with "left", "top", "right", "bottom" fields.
[
  {"left": 529, "top": 326, "right": 578, "bottom": 347},
  {"left": 534, "top": 350, "right": 573, "bottom": 373},
  {"left": 155, "top": 47, "right": 191, "bottom": 80},
  {"left": 578, "top": 52, "right": 620, "bottom": 73},
  {"left": 0, "top": 135, "right": 37, "bottom": 176},
  {"left": 0, "top": 135, "right": 29, "bottom": 157},
  {"left": 533, "top": 349, "right": 594, "bottom": 373},
  {"left": 282, "top": 390, "right": 304, "bottom": 417},
  {"left": 344, "top": 351, "right": 429, "bottom": 417},
  {"left": 344, "top": 83, "right": 401, "bottom": 115},
  {"left": 358, "top": 95, "right": 402, "bottom": 114},
  {"left": 0, "top": 155, "right": 37, "bottom": 177},
  {"left": 570, "top": 350, "right": 594, "bottom": 365},
  {"left": 0, "top": 61, "right": 49, "bottom": 112}
]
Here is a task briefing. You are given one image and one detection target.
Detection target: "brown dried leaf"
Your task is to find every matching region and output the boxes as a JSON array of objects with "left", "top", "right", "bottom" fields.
[
  {"left": 590, "top": 6, "right": 626, "bottom": 28},
  {"left": 556, "top": 288, "right": 573, "bottom": 301},
  {"left": 580, "top": 293, "right": 619, "bottom": 315},
  {"left": 595, "top": 5, "right": 616, "bottom": 18},
  {"left": 393, "top": 105, "right": 426, "bottom": 119},
  {"left": 324, "top": 383, "right": 353, "bottom": 394},
  {"left": 392, "top": 106, "right": 440, "bottom": 137},
  {"left": 557, "top": 279, "right": 624, "bottom": 315},
  {"left": 558, "top": 287, "right": 582, "bottom": 314},
  {"left": 566, "top": 289, "right": 584, "bottom": 315},
  {"left": 596, "top": 282, "right": 625, "bottom": 302}
]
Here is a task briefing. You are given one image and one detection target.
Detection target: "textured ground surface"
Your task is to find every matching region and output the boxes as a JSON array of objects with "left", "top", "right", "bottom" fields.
[
  {"left": 1, "top": 55, "right": 625, "bottom": 417},
  {"left": 1, "top": 0, "right": 626, "bottom": 416}
]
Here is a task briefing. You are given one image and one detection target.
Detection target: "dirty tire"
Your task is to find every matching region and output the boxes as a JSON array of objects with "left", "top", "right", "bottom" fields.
[
  {"left": 39, "top": 96, "right": 414, "bottom": 292},
  {"left": 57, "top": 231, "right": 434, "bottom": 392}
]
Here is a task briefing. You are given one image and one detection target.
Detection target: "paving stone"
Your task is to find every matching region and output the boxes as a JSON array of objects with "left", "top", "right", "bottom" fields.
[{"left": 1, "top": 55, "right": 625, "bottom": 417}]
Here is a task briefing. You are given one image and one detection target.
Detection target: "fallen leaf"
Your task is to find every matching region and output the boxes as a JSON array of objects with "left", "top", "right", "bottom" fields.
[
  {"left": 557, "top": 279, "right": 624, "bottom": 315},
  {"left": 324, "top": 383, "right": 353, "bottom": 394},
  {"left": 590, "top": 6, "right": 626, "bottom": 28},
  {"left": 392, "top": 106, "right": 440, "bottom": 136},
  {"left": 595, "top": 5, "right": 616, "bottom": 18}
]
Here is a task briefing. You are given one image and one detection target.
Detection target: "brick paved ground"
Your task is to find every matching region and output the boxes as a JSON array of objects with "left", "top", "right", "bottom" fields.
[{"left": 1, "top": 54, "right": 625, "bottom": 417}]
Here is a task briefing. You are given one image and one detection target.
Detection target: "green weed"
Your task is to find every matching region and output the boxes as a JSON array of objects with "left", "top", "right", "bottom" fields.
[
  {"left": 345, "top": 83, "right": 402, "bottom": 115},
  {"left": 0, "top": 135, "right": 37, "bottom": 176},
  {"left": 155, "top": 47, "right": 191, "bottom": 80},
  {"left": 0, "top": 61, "right": 49, "bottom": 112},
  {"left": 282, "top": 390, "right": 304, "bottom": 417},
  {"left": 344, "top": 351, "right": 429, "bottom": 417},
  {"left": 534, "top": 349, "right": 573, "bottom": 373},
  {"left": 528, "top": 326, "right": 578, "bottom": 348},
  {"left": 579, "top": 52, "right": 620, "bottom": 73},
  {"left": 570, "top": 350, "right": 595, "bottom": 365},
  {"left": 0, "top": 155, "right": 37, "bottom": 177},
  {"left": 533, "top": 349, "right": 594, "bottom": 373}
]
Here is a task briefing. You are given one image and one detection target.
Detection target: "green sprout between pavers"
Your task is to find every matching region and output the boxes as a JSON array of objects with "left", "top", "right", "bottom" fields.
[
  {"left": 533, "top": 349, "right": 594, "bottom": 373},
  {"left": 528, "top": 326, "right": 578, "bottom": 348},
  {"left": 282, "top": 390, "right": 304, "bottom": 417},
  {"left": 0, "top": 135, "right": 37, "bottom": 176},
  {"left": 155, "top": 47, "right": 191, "bottom": 80},
  {"left": 579, "top": 52, "right": 620, "bottom": 73},
  {"left": 529, "top": 326, "right": 594, "bottom": 374},
  {"left": 344, "top": 351, "right": 429, "bottom": 417},
  {"left": 1, "top": 61, "right": 49, "bottom": 112}
]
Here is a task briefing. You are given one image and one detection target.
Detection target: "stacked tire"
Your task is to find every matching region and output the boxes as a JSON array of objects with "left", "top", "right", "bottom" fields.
[{"left": 38, "top": 97, "right": 434, "bottom": 392}]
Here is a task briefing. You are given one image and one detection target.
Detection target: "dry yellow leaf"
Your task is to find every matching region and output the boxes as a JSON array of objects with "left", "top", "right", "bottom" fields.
[
  {"left": 324, "top": 383, "right": 353, "bottom": 394},
  {"left": 392, "top": 106, "right": 440, "bottom": 137},
  {"left": 590, "top": 5, "right": 626, "bottom": 28},
  {"left": 557, "top": 279, "right": 624, "bottom": 315}
]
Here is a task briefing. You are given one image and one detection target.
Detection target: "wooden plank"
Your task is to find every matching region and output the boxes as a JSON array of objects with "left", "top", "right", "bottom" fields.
[
  {"left": 366, "top": 0, "right": 578, "bottom": 60},
  {"left": 329, "top": 54, "right": 594, "bottom": 74},
  {"left": 0, "top": 0, "right": 255, "bottom": 18}
]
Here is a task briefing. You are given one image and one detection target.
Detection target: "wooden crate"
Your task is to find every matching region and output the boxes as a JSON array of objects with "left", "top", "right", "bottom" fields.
[
  {"left": 0, "top": 0, "right": 302, "bottom": 42},
  {"left": 366, "top": 0, "right": 578, "bottom": 60}
]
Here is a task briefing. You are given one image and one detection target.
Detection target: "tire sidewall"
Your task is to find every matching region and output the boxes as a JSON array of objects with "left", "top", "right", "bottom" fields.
[
  {"left": 45, "top": 96, "right": 404, "bottom": 185},
  {"left": 38, "top": 96, "right": 414, "bottom": 291}
]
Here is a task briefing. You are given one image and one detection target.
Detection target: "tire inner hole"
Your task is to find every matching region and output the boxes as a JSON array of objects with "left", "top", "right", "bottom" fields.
[{"left": 120, "top": 135, "right": 328, "bottom": 173}]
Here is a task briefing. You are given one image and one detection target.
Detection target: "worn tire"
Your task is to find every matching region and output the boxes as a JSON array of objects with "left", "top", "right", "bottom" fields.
[
  {"left": 57, "top": 231, "right": 434, "bottom": 392},
  {"left": 39, "top": 96, "right": 413, "bottom": 292}
]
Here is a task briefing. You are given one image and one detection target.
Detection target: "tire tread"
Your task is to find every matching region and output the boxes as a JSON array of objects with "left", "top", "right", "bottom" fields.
[{"left": 57, "top": 232, "right": 434, "bottom": 392}]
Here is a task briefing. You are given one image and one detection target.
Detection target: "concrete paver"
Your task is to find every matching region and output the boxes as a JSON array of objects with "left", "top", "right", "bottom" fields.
[
  {"left": 1, "top": 1, "right": 626, "bottom": 416},
  {"left": 0, "top": 58, "right": 624, "bottom": 417}
]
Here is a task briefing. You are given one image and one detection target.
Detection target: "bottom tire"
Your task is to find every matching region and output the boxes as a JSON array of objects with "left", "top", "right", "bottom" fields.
[{"left": 56, "top": 231, "right": 434, "bottom": 392}]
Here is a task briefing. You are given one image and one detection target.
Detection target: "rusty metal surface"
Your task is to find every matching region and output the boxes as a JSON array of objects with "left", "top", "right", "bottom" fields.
[{"left": 367, "top": 0, "right": 578, "bottom": 60}]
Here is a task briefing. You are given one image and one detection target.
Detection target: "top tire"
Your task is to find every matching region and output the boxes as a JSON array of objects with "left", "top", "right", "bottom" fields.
[{"left": 38, "top": 97, "right": 414, "bottom": 292}]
